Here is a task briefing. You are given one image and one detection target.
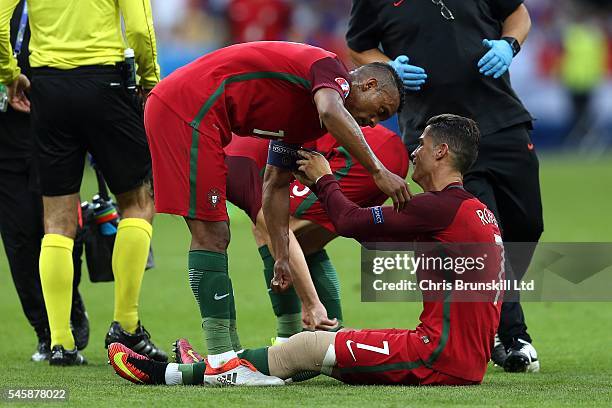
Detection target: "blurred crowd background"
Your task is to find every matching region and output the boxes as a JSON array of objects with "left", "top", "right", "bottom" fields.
[{"left": 150, "top": 0, "right": 612, "bottom": 152}]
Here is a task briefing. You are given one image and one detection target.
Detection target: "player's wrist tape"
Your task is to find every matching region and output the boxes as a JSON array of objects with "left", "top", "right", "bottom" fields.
[{"left": 267, "top": 141, "right": 302, "bottom": 170}]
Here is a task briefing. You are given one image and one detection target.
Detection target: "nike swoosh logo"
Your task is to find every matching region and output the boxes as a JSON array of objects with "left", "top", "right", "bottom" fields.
[
  {"left": 187, "top": 349, "right": 201, "bottom": 362},
  {"left": 393, "top": 0, "right": 405, "bottom": 6},
  {"left": 214, "top": 293, "right": 230, "bottom": 301},
  {"left": 113, "top": 352, "right": 143, "bottom": 383},
  {"left": 346, "top": 340, "right": 357, "bottom": 361}
]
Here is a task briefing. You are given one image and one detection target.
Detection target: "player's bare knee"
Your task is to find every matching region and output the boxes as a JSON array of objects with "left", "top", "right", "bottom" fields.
[
  {"left": 42, "top": 194, "right": 79, "bottom": 238},
  {"left": 116, "top": 183, "right": 155, "bottom": 222},
  {"left": 187, "top": 220, "right": 230, "bottom": 252}
]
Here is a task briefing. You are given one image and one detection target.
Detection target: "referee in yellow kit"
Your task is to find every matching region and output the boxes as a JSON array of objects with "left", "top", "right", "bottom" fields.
[{"left": 0, "top": 0, "right": 166, "bottom": 365}]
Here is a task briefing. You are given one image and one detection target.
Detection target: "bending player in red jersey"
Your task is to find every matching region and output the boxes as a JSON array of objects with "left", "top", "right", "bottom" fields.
[
  {"left": 141, "top": 41, "right": 409, "bottom": 386},
  {"left": 224, "top": 125, "right": 409, "bottom": 338},
  {"left": 107, "top": 114, "right": 505, "bottom": 387}
]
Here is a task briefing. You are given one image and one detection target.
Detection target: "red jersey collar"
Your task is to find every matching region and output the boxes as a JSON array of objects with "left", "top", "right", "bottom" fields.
[{"left": 443, "top": 182, "right": 464, "bottom": 191}]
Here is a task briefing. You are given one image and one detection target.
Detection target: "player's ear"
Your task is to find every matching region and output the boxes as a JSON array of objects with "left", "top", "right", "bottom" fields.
[
  {"left": 364, "top": 77, "right": 378, "bottom": 91},
  {"left": 435, "top": 143, "right": 449, "bottom": 160}
]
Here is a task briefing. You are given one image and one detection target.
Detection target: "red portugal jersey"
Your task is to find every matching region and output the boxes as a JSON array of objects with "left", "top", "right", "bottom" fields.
[
  {"left": 314, "top": 178, "right": 504, "bottom": 382},
  {"left": 290, "top": 126, "right": 408, "bottom": 231},
  {"left": 223, "top": 125, "right": 409, "bottom": 228},
  {"left": 151, "top": 41, "right": 351, "bottom": 147}
]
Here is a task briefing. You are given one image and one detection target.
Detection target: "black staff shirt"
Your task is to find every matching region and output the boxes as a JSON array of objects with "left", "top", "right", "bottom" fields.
[{"left": 347, "top": 0, "right": 533, "bottom": 149}]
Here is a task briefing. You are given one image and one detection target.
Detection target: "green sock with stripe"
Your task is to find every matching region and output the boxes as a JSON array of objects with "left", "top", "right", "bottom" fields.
[
  {"left": 259, "top": 245, "right": 302, "bottom": 337},
  {"left": 188, "top": 250, "right": 234, "bottom": 355},
  {"left": 238, "top": 348, "right": 270, "bottom": 375},
  {"left": 307, "top": 249, "right": 343, "bottom": 324},
  {"left": 177, "top": 362, "right": 207, "bottom": 385},
  {"left": 228, "top": 276, "right": 242, "bottom": 350}
]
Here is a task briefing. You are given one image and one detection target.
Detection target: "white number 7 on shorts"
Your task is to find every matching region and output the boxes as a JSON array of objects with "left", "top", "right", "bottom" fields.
[{"left": 346, "top": 340, "right": 390, "bottom": 361}]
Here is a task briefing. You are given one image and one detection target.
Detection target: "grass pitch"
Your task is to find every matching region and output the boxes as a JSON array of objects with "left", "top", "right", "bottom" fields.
[{"left": 1, "top": 153, "right": 611, "bottom": 407}]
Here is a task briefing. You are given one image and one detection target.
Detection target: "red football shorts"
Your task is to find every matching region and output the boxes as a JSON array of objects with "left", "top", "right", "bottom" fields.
[
  {"left": 144, "top": 94, "right": 228, "bottom": 221},
  {"left": 334, "top": 329, "right": 478, "bottom": 386}
]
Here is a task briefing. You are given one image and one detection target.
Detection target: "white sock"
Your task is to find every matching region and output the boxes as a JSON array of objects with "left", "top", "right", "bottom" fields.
[
  {"left": 207, "top": 350, "right": 238, "bottom": 368},
  {"left": 321, "top": 344, "right": 337, "bottom": 376},
  {"left": 164, "top": 363, "right": 183, "bottom": 385}
]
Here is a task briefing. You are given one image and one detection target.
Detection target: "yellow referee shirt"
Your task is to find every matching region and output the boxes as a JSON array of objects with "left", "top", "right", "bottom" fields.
[{"left": 0, "top": 0, "right": 160, "bottom": 88}]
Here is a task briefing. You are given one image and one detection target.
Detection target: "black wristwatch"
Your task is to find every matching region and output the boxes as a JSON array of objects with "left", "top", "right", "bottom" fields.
[{"left": 502, "top": 37, "right": 521, "bottom": 57}]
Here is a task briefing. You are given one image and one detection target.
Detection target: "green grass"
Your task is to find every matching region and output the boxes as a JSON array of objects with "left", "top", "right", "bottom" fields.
[{"left": 1, "top": 153, "right": 612, "bottom": 407}]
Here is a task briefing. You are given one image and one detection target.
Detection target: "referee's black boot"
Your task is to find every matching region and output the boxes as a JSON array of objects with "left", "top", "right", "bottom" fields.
[
  {"left": 49, "top": 345, "right": 87, "bottom": 366},
  {"left": 104, "top": 321, "right": 168, "bottom": 362}
]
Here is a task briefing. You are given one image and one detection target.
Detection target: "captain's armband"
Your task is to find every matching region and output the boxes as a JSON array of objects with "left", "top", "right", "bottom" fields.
[{"left": 267, "top": 141, "right": 302, "bottom": 171}]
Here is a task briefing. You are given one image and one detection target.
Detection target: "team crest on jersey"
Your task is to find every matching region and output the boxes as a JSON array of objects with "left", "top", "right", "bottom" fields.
[
  {"left": 335, "top": 77, "right": 350, "bottom": 98},
  {"left": 208, "top": 188, "right": 221, "bottom": 208}
]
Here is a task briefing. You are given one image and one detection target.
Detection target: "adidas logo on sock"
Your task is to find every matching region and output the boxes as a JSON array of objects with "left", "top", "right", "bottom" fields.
[{"left": 217, "top": 372, "right": 238, "bottom": 385}]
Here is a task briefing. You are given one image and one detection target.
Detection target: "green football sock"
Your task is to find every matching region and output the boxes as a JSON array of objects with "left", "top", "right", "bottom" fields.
[
  {"left": 177, "top": 362, "right": 207, "bottom": 385},
  {"left": 238, "top": 348, "right": 270, "bottom": 375},
  {"left": 259, "top": 245, "right": 302, "bottom": 337},
  {"left": 228, "top": 276, "right": 242, "bottom": 350},
  {"left": 307, "top": 249, "right": 343, "bottom": 323},
  {"left": 188, "top": 250, "right": 234, "bottom": 355}
]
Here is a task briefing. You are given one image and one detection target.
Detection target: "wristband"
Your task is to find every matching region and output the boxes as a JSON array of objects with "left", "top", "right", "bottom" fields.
[{"left": 501, "top": 37, "right": 521, "bottom": 57}]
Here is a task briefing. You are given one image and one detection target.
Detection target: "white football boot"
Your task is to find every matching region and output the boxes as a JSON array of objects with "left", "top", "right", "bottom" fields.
[{"left": 204, "top": 358, "right": 285, "bottom": 386}]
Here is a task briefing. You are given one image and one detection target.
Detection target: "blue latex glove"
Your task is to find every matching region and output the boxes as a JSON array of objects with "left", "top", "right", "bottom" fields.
[
  {"left": 478, "top": 39, "right": 513, "bottom": 79},
  {"left": 388, "top": 55, "right": 427, "bottom": 91}
]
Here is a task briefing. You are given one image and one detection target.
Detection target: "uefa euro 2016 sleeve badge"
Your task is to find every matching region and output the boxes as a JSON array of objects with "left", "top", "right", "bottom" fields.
[{"left": 208, "top": 188, "right": 220, "bottom": 208}]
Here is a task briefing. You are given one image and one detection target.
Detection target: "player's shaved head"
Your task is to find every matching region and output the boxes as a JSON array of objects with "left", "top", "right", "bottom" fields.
[
  {"left": 345, "top": 63, "right": 405, "bottom": 128},
  {"left": 425, "top": 114, "right": 480, "bottom": 174},
  {"left": 357, "top": 62, "right": 405, "bottom": 113},
  {"left": 354, "top": 62, "right": 405, "bottom": 112}
]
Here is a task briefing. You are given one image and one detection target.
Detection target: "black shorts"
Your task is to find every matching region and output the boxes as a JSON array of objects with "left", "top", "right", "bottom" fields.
[{"left": 30, "top": 65, "right": 151, "bottom": 196}]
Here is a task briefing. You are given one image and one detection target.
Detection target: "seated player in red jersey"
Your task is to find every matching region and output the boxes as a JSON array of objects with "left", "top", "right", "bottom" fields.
[
  {"left": 224, "top": 125, "right": 409, "bottom": 340},
  {"left": 138, "top": 41, "right": 410, "bottom": 386},
  {"left": 107, "top": 114, "right": 505, "bottom": 387}
]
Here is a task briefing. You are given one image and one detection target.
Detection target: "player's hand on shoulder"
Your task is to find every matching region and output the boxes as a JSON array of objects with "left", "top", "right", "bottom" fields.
[
  {"left": 478, "top": 39, "right": 513, "bottom": 79},
  {"left": 271, "top": 259, "right": 292, "bottom": 293},
  {"left": 373, "top": 168, "right": 412, "bottom": 212},
  {"left": 293, "top": 169, "right": 313, "bottom": 187},
  {"left": 302, "top": 302, "right": 338, "bottom": 331},
  {"left": 388, "top": 55, "right": 427, "bottom": 91},
  {"left": 296, "top": 150, "right": 332, "bottom": 185}
]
